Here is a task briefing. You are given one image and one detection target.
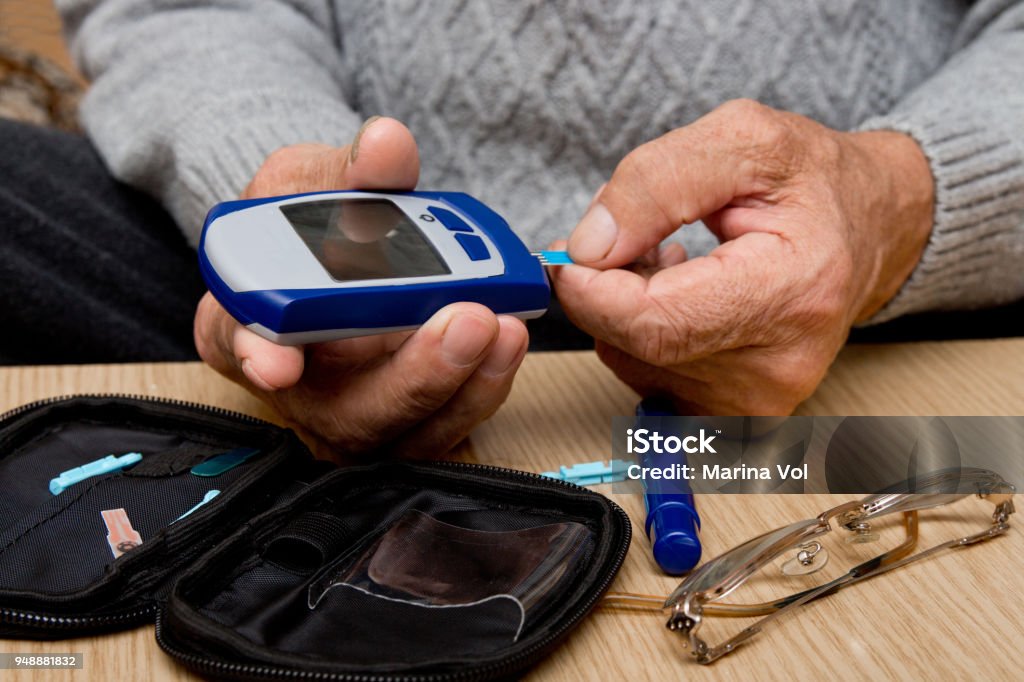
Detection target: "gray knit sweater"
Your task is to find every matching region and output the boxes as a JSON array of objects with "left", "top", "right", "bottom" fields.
[{"left": 57, "top": 0, "right": 1024, "bottom": 323}]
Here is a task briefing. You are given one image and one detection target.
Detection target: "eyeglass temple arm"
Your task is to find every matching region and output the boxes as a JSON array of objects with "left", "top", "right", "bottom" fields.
[{"left": 694, "top": 499, "right": 1013, "bottom": 664}]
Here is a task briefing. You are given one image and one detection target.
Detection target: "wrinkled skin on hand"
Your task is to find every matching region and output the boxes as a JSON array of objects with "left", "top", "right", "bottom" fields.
[{"left": 553, "top": 99, "right": 934, "bottom": 414}]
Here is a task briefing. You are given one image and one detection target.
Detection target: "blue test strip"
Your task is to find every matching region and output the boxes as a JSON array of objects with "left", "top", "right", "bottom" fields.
[{"left": 531, "top": 250, "right": 574, "bottom": 266}]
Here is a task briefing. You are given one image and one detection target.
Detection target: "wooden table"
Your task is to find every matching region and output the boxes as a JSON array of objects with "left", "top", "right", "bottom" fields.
[{"left": 2, "top": 339, "right": 1022, "bottom": 681}]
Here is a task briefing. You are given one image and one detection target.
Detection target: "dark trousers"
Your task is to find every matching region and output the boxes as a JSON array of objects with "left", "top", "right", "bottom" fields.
[{"left": 0, "top": 119, "right": 205, "bottom": 363}]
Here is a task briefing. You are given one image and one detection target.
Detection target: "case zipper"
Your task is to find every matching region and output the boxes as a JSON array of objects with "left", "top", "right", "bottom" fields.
[
  {"left": 156, "top": 460, "right": 633, "bottom": 682},
  {"left": 0, "top": 603, "right": 157, "bottom": 633},
  {"left": 0, "top": 393, "right": 273, "bottom": 431}
]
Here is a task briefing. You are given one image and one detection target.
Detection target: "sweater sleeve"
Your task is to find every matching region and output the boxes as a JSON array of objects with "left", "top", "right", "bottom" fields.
[
  {"left": 56, "top": 0, "right": 362, "bottom": 246},
  {"left": 857, "top": 0, "right": 1024, "bottom": 323}
]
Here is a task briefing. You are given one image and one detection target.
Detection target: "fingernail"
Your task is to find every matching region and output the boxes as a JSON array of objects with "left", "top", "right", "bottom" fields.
[
  {"left": 479, "top": 324, "right": 526, "bottom": 376},
  {"left": 349, "top": 115, "right": 382, "bottom": 164},
  {"left": 241, "top": 358, "right": 275, "bottom": 392},
  {"left": 568, "top": 203, "right": 618, "bottom": 263},
  {"left": 441, "top": 314, "right": 494, "bottom": 367}
]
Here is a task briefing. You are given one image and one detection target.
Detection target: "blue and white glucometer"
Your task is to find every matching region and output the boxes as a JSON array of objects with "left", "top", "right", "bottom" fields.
[{"left": 199, "top": 191, "right": 551, "bottom": 345}]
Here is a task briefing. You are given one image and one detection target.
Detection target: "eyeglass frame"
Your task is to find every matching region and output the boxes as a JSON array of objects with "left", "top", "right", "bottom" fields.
[{"left": 606, "top": 467, "right": 1015, "bottom": 665}]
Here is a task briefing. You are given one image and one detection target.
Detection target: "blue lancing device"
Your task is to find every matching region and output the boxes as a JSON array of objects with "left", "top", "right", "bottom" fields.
[
  {"left": 636, "top": 398, "right": 703, "bottom": 575},
  {"left": 200, "top": 190, "right": 572, "bottom": 345}
]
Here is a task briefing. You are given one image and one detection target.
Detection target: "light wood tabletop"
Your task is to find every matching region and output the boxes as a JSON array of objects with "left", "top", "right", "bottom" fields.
[{"left": 1, "top": 338, "right": 1022, "bottom": 681}]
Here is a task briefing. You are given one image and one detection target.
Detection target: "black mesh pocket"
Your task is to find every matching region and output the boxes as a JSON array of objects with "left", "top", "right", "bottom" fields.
[{"left": 0, "top": 467, "right": 245, "bottom": 595}]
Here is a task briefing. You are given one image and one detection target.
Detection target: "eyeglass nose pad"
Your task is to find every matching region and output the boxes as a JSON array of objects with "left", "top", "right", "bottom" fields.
[
  {"left": 780, "top": 541, "right": 829, "bottom": 576},
  {"left": 843, "top": 522, "right": 880, "bottom": 544}
]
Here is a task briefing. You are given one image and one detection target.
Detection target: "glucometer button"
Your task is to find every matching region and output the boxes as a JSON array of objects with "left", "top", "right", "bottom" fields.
[
  {"left": 454, "top": 233, "right": 490, "bottom": 261},
  {"left": 427, "top": 206, "right": 474, "bottom": 233}
]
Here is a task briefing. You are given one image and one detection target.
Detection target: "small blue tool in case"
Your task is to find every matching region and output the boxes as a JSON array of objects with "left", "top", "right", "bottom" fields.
[
  {"left": 541, "top": 459, "right": 631, "bottom": 486},
  {"left": 174, "top": 489, "right": 221, "bottom": 522},
  {"left": 636, "top": 398, "right": 703, "bottom": 575},
  {"left": 49, "top": 453, "right": 143, "bottom": 495}
]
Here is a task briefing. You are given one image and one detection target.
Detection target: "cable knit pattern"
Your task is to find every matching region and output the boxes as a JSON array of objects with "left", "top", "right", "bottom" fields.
[{"left": 57, "top": 0, "right": 1024, "bottom": 321}]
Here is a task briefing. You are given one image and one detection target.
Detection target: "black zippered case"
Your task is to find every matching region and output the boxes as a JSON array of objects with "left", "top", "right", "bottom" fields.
[{"left": 0, "top": 396, "right": 631, "bottom": 680}]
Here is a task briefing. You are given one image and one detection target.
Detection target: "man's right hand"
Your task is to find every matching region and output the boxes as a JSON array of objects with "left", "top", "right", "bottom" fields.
[{"left": 194, "top": 117, "right": 529, "bottom": 459}]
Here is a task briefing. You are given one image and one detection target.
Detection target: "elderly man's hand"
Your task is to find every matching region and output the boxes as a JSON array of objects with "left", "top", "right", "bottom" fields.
[
  {"left": 551, "top": 100, "right": 934, "bottom": 414},
  {"left": 194, "top": 117, "right": 529, "bottom": 458}
]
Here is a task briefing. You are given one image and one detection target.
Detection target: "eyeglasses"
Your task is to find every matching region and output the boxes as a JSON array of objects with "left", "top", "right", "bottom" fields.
[{"left": 602, "top": 467, "right": 1015, "bottom": 664}]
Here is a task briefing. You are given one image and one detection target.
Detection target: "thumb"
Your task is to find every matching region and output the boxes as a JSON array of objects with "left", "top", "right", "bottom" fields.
[
  {"left": 339, "top": 115, "right": 420, "bottom": 190},
  {"left": 553, "top": 232, "right": 785, "bottom": 365},
  {"left": 244, "top": 116, "right": 420, "bottom": 198},
  {"left": 566, "top": 99, "right": 790, "bottom": 268}
]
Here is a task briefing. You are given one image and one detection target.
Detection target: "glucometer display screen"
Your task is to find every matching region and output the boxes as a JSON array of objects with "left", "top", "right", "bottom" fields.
[{"left": 280, "top": 199, "right": 451, "bottom": 281}]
